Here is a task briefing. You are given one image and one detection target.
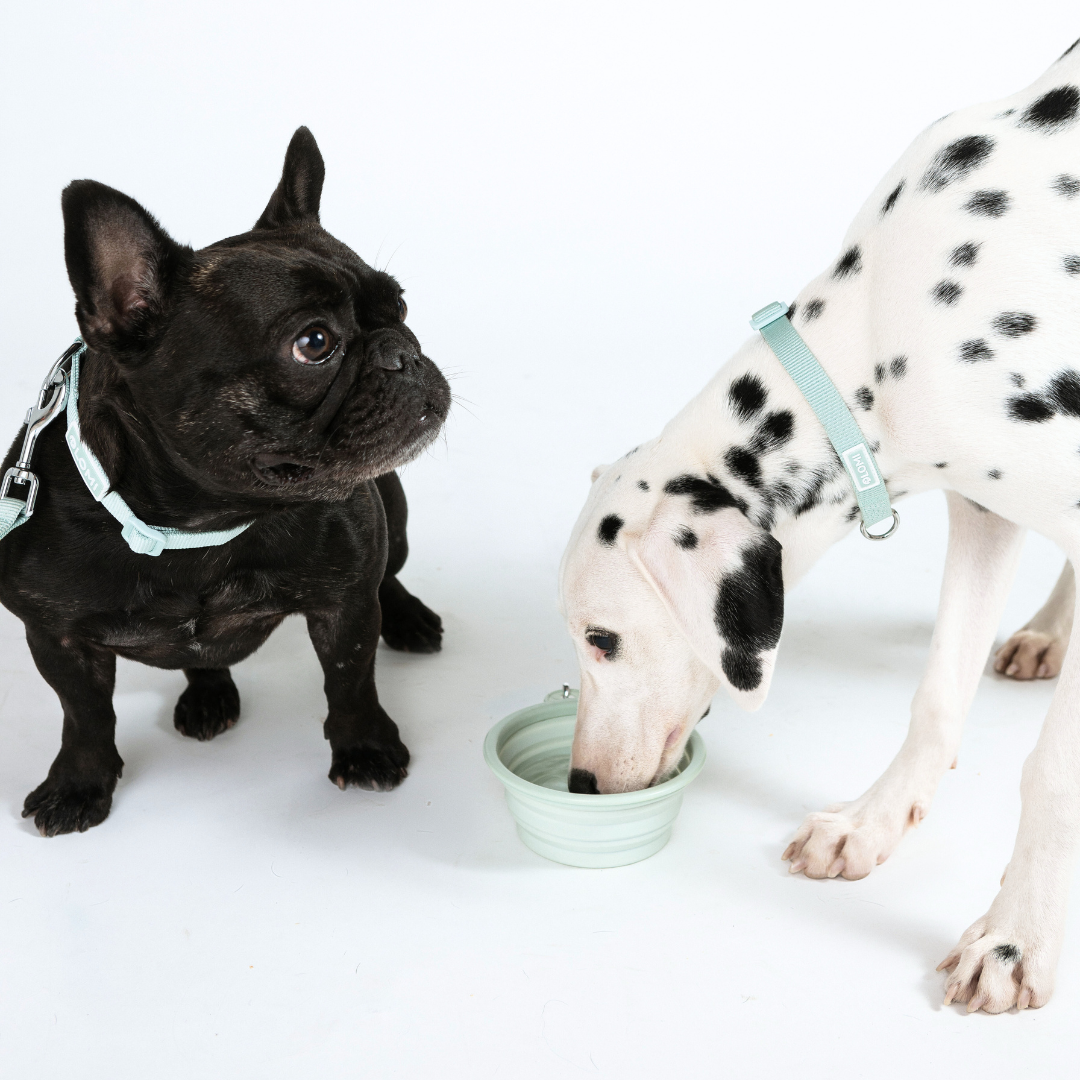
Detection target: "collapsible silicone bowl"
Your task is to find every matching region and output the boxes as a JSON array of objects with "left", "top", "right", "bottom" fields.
[{"left": 483, "top": 688, "right": 706, "bottom": 868}]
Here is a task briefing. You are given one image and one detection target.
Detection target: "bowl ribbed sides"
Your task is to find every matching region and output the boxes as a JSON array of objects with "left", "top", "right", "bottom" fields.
[
  {"left": 507, "top": 787, "right": 685, "bottom": 868},
  {"left": 483, "top": 696, "right": 706, "bottom": 868}
]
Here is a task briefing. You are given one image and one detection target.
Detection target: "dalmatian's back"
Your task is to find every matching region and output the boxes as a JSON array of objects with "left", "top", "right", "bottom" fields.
[{"left": 791, "top": 44, "right": 1080, "bottom": 539}]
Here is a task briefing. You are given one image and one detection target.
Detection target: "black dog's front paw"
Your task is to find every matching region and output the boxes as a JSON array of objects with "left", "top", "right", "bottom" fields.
[
  {"left": 329, "top": 741, "right": 410, "bottom": 792},
  {"left": 174, "top": 671, "right": 241, "bottom": 741},
  {"left": 379, "top": 577, "right": 443, "bottom": 653},
  {"left": 23, "top": 772, "right": 120, "bottom": 836}
]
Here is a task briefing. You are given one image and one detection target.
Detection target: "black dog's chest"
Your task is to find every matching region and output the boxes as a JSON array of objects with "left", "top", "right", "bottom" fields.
[{"left": 86, "top": 569, "right": 294, "bottom": 668}]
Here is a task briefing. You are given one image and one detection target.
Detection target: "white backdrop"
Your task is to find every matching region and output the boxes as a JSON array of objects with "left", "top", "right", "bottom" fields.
[{"left": 1, "top": 3, "right": 1078, "bottom": 1077}]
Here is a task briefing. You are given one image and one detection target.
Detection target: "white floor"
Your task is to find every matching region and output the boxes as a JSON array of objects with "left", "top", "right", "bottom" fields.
[
  {"left": 4, "top": 2, "right": 1080, "bottom": 1076},
  {"left": 0, "top": 491, "right": 1074, "bottom": 1079}
]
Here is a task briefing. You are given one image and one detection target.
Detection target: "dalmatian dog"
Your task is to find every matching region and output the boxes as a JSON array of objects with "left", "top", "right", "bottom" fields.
[{"left": 560, "top": 40, "right": 1080, "bottom": 1013}]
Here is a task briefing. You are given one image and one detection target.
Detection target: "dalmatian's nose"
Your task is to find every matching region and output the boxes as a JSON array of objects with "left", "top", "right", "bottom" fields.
[{"left": 568, "top": 768, "right": 600, "bottom": 795}]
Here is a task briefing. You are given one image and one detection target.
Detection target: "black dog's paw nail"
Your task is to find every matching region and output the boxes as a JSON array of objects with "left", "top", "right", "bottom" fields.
[
  {"left": 22, "top": 780, "right": 117, "bottom": 836},
  {"left": 174, "top": 679, "right": 241, "bottom": 741},
  {"left": 381, "top": 595, "right": 444, "bottom": 654},
  {"left": 328, "top": 744, "right": 410, "bottom": 792}
]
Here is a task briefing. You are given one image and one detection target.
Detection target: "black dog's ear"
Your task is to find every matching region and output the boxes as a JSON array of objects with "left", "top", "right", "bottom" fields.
[
  {"left": 62, "top": 180, "right": 188, "bottom": 348},
  {"left": 255, "top": 127, "right": 325, "bottom": 230}
]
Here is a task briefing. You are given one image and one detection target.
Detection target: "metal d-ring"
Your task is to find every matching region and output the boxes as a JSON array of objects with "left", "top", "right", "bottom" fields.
[{"left": 860, "top": 508, "right": 900, "bottom": 541}]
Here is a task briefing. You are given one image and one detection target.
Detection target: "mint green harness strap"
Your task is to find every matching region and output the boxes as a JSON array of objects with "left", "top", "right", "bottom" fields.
[
  {"left": 64, "top": 347, "right": 252, "bottom": 556},
  {"left": 750, "top": 302, "right": 898, "bottom": 540},
  {"left": 0, "top": 494, "right": 29, "bottom": 541}
]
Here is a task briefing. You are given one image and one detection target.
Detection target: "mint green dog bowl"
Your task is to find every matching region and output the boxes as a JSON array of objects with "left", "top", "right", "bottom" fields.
[{"left": 483, "top": 688, "right": 707, "bottom": 868}]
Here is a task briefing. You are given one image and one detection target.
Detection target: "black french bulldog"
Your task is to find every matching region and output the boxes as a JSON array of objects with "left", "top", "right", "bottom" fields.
[{"left": 0, "top": 127, "right": 451, "bottom": 836}]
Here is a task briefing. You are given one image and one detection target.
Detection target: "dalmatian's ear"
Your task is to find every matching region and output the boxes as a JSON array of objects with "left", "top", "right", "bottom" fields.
[
  {"left": 626, "top": 498, "right": 784, "bottom": 711},
  {"left": 591, "top": 463, "right": 612, "bottom": 483}
]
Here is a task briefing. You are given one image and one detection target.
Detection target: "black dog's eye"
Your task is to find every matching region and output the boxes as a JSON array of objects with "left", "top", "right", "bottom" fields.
[
  {"left": 397, "top": 296, "right": 408, "bottom": 321},
  {"left": 586, "top": 630, "right": 618, "bottom": 657},
  {"left": 292, "top": 326, "right": 337, "bottom": 365}
]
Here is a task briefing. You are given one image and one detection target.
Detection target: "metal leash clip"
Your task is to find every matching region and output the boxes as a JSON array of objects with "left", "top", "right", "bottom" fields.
[{"left": 0, "top": 341, "right": 82, "bottom": 518}]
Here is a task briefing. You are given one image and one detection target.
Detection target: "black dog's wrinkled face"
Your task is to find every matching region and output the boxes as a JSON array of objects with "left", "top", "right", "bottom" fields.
[{"left": 63, "top": 127, "right": 450, "bottom": 501}]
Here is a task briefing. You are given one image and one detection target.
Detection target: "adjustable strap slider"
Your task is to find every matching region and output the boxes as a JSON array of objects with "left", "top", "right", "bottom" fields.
[
  {"left": 120, "top": 518, "right": 167, "bottom": 557},
  {"left": 749, "top": 302, "right": 790, "bottom": 332}
]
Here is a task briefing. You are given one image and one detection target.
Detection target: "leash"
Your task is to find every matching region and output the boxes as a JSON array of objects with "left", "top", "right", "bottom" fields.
[
  {"left": 751, "top": 302, "right": 898, "bottom": 540},
  {"left": 0, "top": 340, "right": 251, "bottom": 556}
]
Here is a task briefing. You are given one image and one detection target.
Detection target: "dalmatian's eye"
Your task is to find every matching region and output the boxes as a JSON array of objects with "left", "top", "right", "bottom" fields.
[
  {"left": 397, "top": 295, "right": 408, "bottom": 321},
  {"left": 586, "top": 629, "right": 620, "bottom": 659}
]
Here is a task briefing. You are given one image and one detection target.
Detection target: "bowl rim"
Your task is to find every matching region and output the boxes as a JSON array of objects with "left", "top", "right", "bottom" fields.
[{"left": 483, "top": 696, "right": 707, "bottom": 807}]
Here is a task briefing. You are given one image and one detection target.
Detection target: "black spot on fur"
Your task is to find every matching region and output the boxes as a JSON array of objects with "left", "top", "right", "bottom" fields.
[
  {"left": 665, "top": 474, "right": 748, "bottom": 515},
  {"left": 873, "top": 362, "right": 886, "bottom": 384},
  {"left": 1010, "top": 372, "right": 1026, "bottom": 388},
  {"left": 833, "top": 245, "right": 862, "bottom": 279},
  {"left": 753, "top": 411, "right": 795, "bottom": 451},
  {"left": 949, "top": 242, "right": 981, "bottom": 267},
  {"left": 725, "top": 446, "right": 762, "bottom": 488},
  {"left": 1053, "top": 174, "right": 1080, "bottom": 198},
  {"left": 844, "top": 503, "right": 861, "bottom": 523},
  {"left": 568, "top": 768, "right": 600, "bottom": 795},
  {"left": 791, "top": 467, "right": 832, "bottom": 517},
  {"left": 854, "top": 386, "right": 874, "bottom": 411},
  {"left": 1049, "top": 370, "right": 1080, "bottom": 416},
  {"left": 881, "top": 180, "right": 905, "bottom": 215},
  {"left": 786, "top": 302, "right": 797, "bottom": 321},
  {"left": 934, "top": 462, "right": 948, "bottom": 468},
  {"left": 1007, "top": 393, "right": 1054, "bottom": 422},
  {"left": 1020, "top": 86, "right": 1080, "bottom": 131},
  {"left": 959, "top": 339, "right": 994, "bottom": 362},
  {"left": 637, "top": 479, "right": 649, "bottom": 491},
  {"left": 988, "top": 469, "right": 1002, "bottom": 479},
  {"left": 890, "top": 356, "right": 908, "bottom": 379},
  {"left": 1064, "top": 255, "right": 1080, "bottom": 275},
  {"left": 965, "top": 190, "right": 1011, "bottom": 217},
  {"left": 597, "top": 514, "right": 623, "bottom": 546},
  {"left": 997, "top": 109, "right": 1016, "bottom": 118},
  {"left": 993, "top": 943, "right": 1021, "bottom": 965},
  {"left": 932, "top": 280, "right": 963, "bottom": 305},
  {"left": 993, "top": 312, "right": 1037, "bottom": 337},
  {"left": 714, "top": 537, "right": 784, "bottom": 692},
  {"left": 729, "top": 374, "right": 768, "bottom": 420},
  {"left": 920, "top": 135, "right": 995, "bottom": 191},
  {"left": 674, "top": 526, "right": 698, "bottom": 549},
  {"left": 804, "top": 298, "right": 825, "bottom": 321},
  {"left": 1062, "top": 38, "right": 1080, "bottom": 60}
]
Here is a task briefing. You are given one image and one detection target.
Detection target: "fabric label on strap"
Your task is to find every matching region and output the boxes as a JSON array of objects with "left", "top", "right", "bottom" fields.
[{"left": 841, "top": 444, "right": 882, "bottom": 492}]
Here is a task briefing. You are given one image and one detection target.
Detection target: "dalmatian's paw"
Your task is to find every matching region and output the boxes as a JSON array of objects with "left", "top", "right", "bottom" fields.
[
  {"left": 938, "top": 914, "right": 1055, "bottom": 1013},
  {"left": 782, "top": 796, "right": 925, "bottom": 880},
  {"left": 993, "top": 629, "right": 1065, "bottom": 680}
]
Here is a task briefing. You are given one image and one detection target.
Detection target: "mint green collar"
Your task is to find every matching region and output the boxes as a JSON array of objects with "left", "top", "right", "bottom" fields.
[
  {"left": 751, "top": 302, "right": 898, "bottom": 540},
  {"left": 0, "top": 340, "right": 252, "bottom": 556}
]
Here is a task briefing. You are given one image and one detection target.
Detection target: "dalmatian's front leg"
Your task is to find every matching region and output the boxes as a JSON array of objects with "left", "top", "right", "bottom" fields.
[
  {"left": 994, "top": 560, "right": 1073, "bottom": 681},
  {"left": 940, "top": 568, "right": 1080, "bottom": 1012},
  {"left": 785, "top": 493, "right": 1024, "bottom": 880}
]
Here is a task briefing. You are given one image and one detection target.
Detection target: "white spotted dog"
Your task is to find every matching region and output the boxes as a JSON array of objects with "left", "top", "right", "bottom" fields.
[{"left": 560, "top": 40, "right": 1080, "bottom": 1013}]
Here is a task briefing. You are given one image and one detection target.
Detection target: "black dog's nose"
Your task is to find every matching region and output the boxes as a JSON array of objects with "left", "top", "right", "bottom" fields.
[
  {"left": 568, "top": 768, "right": 600, "bottom": 795},
  {"left": 370, "top": 340, "right": 418, "bottom": 371}
]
